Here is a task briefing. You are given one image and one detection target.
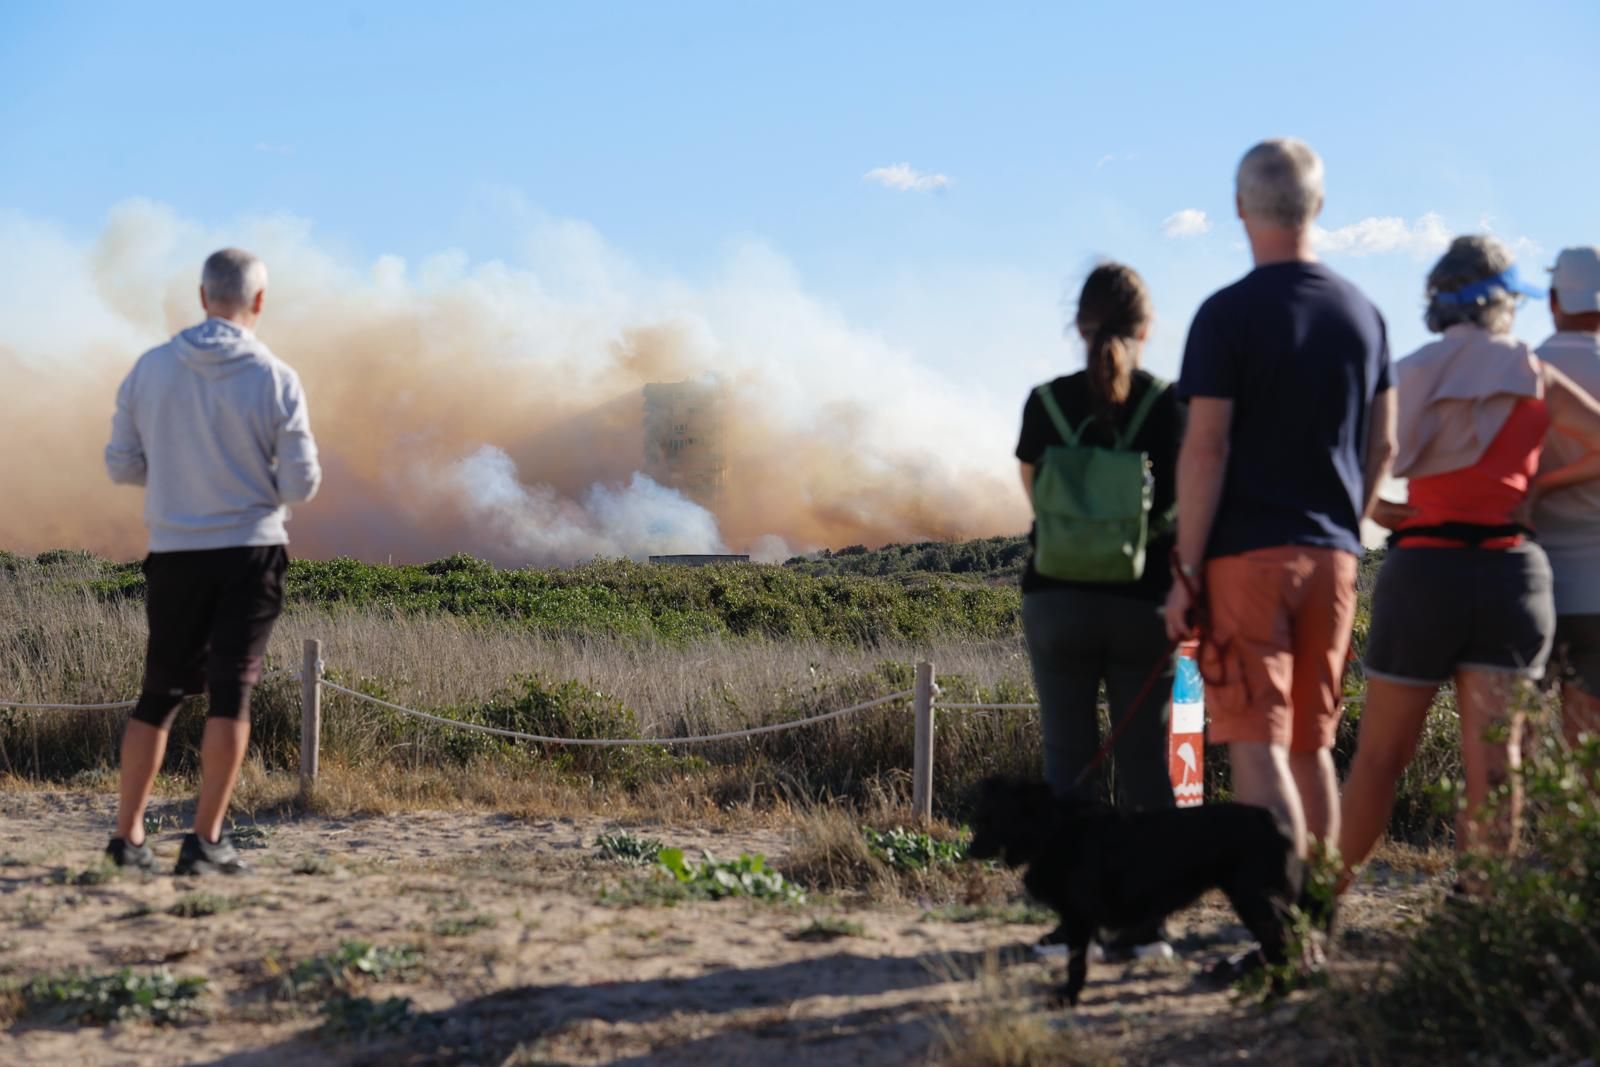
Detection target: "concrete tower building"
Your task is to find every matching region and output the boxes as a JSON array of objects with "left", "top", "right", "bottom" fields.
[{"left": 642, "top": 379, "right": 727, "bottom": 510}]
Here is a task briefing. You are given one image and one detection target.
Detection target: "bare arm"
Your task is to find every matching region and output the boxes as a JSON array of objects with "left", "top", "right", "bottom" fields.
[
  {"left": 1362, "top": 387, "right": 1398, "bottom": 520},
  {"left": 1018, "top": 462, "right": 1034, "bottom": 513},
  {"left": 1174, "top": 398, "right": 1233, "bottom": 572},
  {"left": 1163, "top": 398, "right": 1232, "bottom": 639},
  {"left": 1533, "top": 362, "right": 1600, "bottom": 498}
]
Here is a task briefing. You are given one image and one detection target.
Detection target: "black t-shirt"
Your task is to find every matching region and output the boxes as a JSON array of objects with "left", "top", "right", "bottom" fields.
[
  {"left": 1178, "top": 261, "right": 1391, "bottom": 559},
  {"left": 1015, "top": 369, "right": 1185, "bottom": 601}
]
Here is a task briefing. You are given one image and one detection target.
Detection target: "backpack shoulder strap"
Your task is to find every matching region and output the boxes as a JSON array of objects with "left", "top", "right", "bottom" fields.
[
  {"left": 1034, "top": 383, "right": 1086, "bottom": 446},
  {"left": 1114, "top": 378, "right": 1169, "bottom": 449}
]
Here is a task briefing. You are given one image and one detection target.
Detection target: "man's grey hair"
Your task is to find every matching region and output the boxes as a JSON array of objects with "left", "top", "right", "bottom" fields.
[
  {"left": 1425, "top": 235, "right": 1517, "bottom": 335},
  {"left": 1236, "top": 138, "right": 1325, "bottom": 229},
  {"left": 201, "top": 248, "right": 268, "bottom": 313}
]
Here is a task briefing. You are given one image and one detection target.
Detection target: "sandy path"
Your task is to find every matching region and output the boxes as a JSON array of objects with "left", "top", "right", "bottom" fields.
[{"left": 0, "top": 791, "right": 1438, "bottom": 1066}]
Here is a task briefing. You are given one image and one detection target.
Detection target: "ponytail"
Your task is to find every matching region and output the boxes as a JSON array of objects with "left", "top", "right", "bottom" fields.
[
  {"left": 1086, "top": 325, "right": 1134, "bottom": 416},
  {"left": 1075, "top": 262, "right": 1152, "bottom": 420}
]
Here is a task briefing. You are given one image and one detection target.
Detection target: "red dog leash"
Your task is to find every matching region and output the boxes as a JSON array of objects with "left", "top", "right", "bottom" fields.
[{"left": 1067, "top": 555, "right": 1209, "bottom": 789}]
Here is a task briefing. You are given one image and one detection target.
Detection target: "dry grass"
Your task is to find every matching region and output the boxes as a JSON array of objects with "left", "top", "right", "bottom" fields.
[
  {"left": 783, "top": 805, "right": 1020, "bottom": 904},
  {"left": 932, "top": 957, "right": 1123, "bottom": 1067},
  {"left": 0, "top": 561, "right": 1040, "bottom": 820}
]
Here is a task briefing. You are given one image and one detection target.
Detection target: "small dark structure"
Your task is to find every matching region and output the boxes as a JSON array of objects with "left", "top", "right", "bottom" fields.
[{"left": 648, "top": 554, "right": 751, "bottom": 566}]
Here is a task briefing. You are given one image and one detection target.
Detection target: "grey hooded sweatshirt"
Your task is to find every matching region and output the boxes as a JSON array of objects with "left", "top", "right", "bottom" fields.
[{"left": 106, "top": 318, "right": 321, "bottom": 552}]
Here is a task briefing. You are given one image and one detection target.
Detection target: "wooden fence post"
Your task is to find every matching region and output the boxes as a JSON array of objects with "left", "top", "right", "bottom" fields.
[
  {"left": 299, "top": 639, "right": 322, "bottom": 802},
  {"left": 912, "top": 661, "right": 936, "bottom": 823}
]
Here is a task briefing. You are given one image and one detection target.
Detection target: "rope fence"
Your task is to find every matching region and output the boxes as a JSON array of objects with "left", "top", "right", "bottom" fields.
[
  {"left": 318, "top": 678, "right": 914, "bottom": 747},
  {"left": 2, "top": 640, "right": 945, "bottom": 811},
  {"left": 6, "top": 643, "right": 1171, "bottom": 819}
]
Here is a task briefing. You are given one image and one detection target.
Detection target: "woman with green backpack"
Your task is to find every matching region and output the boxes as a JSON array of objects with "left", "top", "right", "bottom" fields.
[{"left": 1015, "top": 261, "right": 1186, "bottom": 960}]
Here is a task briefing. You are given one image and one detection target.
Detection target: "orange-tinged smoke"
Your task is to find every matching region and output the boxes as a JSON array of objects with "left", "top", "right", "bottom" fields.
[{"left": 0, "top": 202, "right": 1029, "bottom": 565}]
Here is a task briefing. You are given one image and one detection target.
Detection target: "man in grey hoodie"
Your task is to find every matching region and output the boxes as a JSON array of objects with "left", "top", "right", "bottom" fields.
[{"left": 104, "top": 248, "right": 321, "bottom": 875}]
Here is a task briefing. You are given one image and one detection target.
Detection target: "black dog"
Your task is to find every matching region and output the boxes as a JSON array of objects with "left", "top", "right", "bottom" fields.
[{"left": 968, "top": 776, "right": 1304, "bottom": 1006}]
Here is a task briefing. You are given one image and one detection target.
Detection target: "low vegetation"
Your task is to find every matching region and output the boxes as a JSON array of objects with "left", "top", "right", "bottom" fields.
[
  {"left": 18, "top": 968, "right": 207, "bottom": 1026},
  {"left": 655, "top": 847, "right": 806, "bottom": 903},
  {"left": 863, "top": 825, "right": 969, "bottom": 870},
  {"left": 594, "top": 830, "right": 664, "bottom": 866},
  {"left": 279, "top": 941, "right": 422, "bottom": 1001},
  {"left": 9, "top": 540, "right": 1584, "bottom": 1063},
  {"left": 1342, "top": 723, "right": 1600, "bottom": 1063}
]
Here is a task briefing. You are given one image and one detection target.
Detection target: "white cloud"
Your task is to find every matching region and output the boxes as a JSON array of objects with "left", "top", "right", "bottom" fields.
[
  {"left": 863, "top": 163, "right": 951, "bottom": 193},
  {"left": 1313, "top": 212, "right": 1452, "bottom": 258},
  {"left": 254, "top": 142, "right": 295, "bottom": 156},
  {"left": 1161, "top": 209, "right": 1211, "bottom": 238}
]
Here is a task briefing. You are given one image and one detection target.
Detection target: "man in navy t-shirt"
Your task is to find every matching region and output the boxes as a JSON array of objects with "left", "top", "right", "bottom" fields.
[{"left": 1163, "top": 139, "right": 1397, "bottom": 887}]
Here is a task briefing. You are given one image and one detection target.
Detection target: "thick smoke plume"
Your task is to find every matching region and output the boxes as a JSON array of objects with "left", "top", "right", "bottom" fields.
[{"left": 0, "top": 201, "right": 1028, "bottom": 565}]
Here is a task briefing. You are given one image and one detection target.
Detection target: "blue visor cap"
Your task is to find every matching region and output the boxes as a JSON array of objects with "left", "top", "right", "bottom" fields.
[{"left": 1433, "top": 265, "right": 1548, "bottom": 305}]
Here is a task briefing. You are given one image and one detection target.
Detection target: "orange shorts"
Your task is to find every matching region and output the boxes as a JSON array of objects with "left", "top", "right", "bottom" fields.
[{"left": 1202, "top": 546, "right": 1358, "bottom": 752}]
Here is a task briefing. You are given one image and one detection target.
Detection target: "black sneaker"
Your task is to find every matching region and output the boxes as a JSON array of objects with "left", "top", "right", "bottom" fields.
[
  {"left": 174, "top": 832, "right": 249, "bottom": 876},
  {"left": 1198, "top": 946, "right": 1269, "bottom": 989},
  {"left": 105, "top": 837, "right": 155, "bottom": 871}
]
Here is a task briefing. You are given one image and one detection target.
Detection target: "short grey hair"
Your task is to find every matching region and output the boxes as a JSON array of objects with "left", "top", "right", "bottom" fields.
[
  {"left": 1236, "top": 138, "right": 1325, "bottom": 228},
  {"left": 201, "top": 248, "right": 268, "bottom": 313},
  {"left": 1425, "top": 235, "right": 1517, "bottom": 335}
]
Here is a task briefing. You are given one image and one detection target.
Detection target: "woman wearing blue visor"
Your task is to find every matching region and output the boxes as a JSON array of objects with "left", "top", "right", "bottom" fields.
[{"left": 1338, "top": 236, "right": 1600, "bottom": 894}]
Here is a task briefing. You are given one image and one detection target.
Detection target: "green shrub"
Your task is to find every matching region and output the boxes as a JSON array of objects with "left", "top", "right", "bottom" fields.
[
  {"left": 35, "top": 550, "right": 1023, "bottom": 643},
  {"left": 595, "top": 831, "right": 664, "bottom": 866},
  {"left": 283, "top": 941, "right": 422, "bottom": 1000},
  {"left": 22, "top": 968, "right": 207, "bottom": 1025},
  {"left": 787, "top": 916, "right": 865, "bottom": 942},
  {"left": 168, "top": 892, "right": 235, "bottom": 918},
  {"left": 655, "top": 848, "right": 805, "bottom": 904},
  {"left": 862, "top": 826, "right": 968, "bottom": 870},
  {"left": 318, "top": 993, "right": 416, "bottom": 1038},
  {"left": 1356, "top": 721, "right": 1600, "bottom": 1062}
]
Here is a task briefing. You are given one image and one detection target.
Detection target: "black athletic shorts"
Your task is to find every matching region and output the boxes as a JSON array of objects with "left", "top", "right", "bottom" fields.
[
  {"left": 132, "top": 546, "right": 288, "bottom": 726},
  {"left": 1364, "top": 543, "right": 1554, "bottom": 687},
  {"left": 1552, "top": 614, "right": 1600, "bottom": 697}
]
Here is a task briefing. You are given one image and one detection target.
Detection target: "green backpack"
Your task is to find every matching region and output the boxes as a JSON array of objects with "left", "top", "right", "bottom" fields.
[{"left": 1030, "top": 380, "right": 1169, "bottom": 583}]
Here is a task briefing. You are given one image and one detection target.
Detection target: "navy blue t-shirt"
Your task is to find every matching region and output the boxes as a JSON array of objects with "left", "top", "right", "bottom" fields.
[{"left": 1178, "top": 261, "right": 1391, "bottom": 559}]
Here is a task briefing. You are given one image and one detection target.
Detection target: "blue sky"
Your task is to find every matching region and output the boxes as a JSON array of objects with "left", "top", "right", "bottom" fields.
[{"left": 3, "top": 1, "right": 1598, "bottom": 421}]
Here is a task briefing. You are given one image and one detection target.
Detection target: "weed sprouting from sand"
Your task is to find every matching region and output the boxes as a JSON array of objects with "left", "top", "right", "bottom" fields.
[
  {"left": 318, "top": 993, "right": 417, "bottom": 1039},
  {"left": 431, "top": 914, "right": 497, "bottom": 937},
  {"left": 229, "top": 824, "right": 271, "bottom": 850},
  {"left": 933, "top": 954, "right": 1122, "bottom": 1067},
  {"left": 863, "top": 825, "right": 968, "bottom": 870},
  {"left": 594, "top": 831, "right": 663, "bottom": 866},
  {"left": 922, "top": 902, "right": 1055, "bottom": 926},
  {"left": 598, "top": 845, "right": 805, "bottom": 906},
  {"left": 291, "top": 853, "right": 337, "bottom": 876},
  {"left": 21, "top": 968, "right": 208, "bottom": 1026},
  {"left": 281, "top": 941, "right": 422, "bottom": 1001},
  {"left": 655, "top": 848, "right": 806, "bottom": 903},
  {"left": 169, "top": 892, "right": 237, "bottom": 919},
  {"left": 50, "top": 860, "right": 118, "bottom": 887},
  {"left": 787, "top": 916, "right": 866, "bottom": 942}
]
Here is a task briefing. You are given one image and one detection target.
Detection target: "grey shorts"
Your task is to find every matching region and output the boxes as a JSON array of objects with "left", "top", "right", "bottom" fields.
[
  {"left": 1365, "top": 543, "right": 1555, "bottom": 687},
  {"left": 1552, "top": 614, "right": 1600, "bottom": 696}
]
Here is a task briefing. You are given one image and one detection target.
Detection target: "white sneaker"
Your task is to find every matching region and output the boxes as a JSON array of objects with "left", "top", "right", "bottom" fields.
[{"left": 1131, "top": 940, "right": 1177, "bottom": 962}]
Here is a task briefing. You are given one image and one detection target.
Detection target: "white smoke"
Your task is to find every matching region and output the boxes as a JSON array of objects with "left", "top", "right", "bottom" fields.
[
  {"left": 450, "top": 448, "right": 725, "bottom": 564},
  {"left": 0, "top": 200, "right": 1029, "bottom": 565}
]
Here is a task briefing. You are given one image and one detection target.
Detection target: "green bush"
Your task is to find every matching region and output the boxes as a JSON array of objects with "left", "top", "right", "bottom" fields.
[
  {"left": 282, "top": 941, "right": 422, "bottom": 1000},
  {"left": 595, "top": 831, "right": 664, "bottom": 866},
  {"left": 656, "top": 848, "right": 806, "bottom": 903},
  {"left": 22, "top": 968, "right": 207, "bottom": 1025},
  {"left": 862, "top": 826, "right": 968, "bottom": 870},
  {"left": 63, "top": 551, "right": 1022, "bottom": 644},
  {"left": 1357, "top": 722, "right": 1600, "bottom": 1062}
]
